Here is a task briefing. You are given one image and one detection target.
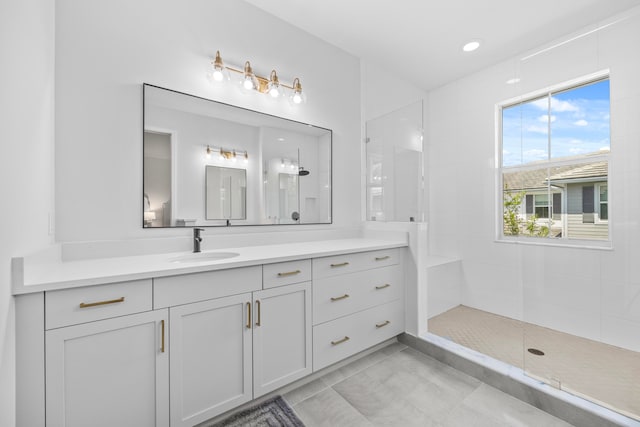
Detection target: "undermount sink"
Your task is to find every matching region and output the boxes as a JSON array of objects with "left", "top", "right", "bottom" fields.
[{"left": 170, "top": 251, "right": 240, "bottom": 263}]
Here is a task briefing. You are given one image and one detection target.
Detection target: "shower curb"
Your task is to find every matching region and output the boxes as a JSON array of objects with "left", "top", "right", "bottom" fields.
[{"left": 399, "top": 333, "right": 639, "bottom": 427}]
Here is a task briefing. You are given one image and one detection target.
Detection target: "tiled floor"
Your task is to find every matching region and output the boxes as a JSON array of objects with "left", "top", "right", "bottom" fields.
[
  {"left": 429, "top": 305, "right": 640, "bottom": 421},
  {"left": 284, "top": 342, "right": 574, "bottom": 426}
]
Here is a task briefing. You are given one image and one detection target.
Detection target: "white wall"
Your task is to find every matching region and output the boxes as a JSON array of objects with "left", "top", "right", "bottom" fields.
[
  {"left": 0, "top": 0, "right": 55, "bottom": 424},
  {"left": 55, "top": 0, "right": 361, "bottom": 242},
  {"left": 428, "top": 8, "right": 640, "bottom": 352}
]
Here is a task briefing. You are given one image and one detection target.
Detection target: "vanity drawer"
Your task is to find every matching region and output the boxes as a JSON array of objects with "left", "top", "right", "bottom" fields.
[
  {"left": 313, "top": 299, "right": 405, "bottom": 371},
  {"left": 262, "top": 259, "right": 311, "bottom": 289},
  {"left": 313, "top": 265, "right": 403, "bottom": 325},
  {"left": 154, "top": 266, "right": 262, "bottom": 308},
  {"left": 312, "top": 248, "right": 400, "bottom": 280},
  {"left": 45, "top": 279, "right": 152, "bottom": 330}
]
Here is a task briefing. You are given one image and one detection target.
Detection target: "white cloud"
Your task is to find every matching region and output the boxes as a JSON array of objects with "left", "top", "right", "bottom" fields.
[
  {"left": 573, "top": 119, "right": 588, "bottom": 126},
  {"left": 523, "top": 149, "right": 547, "bottom": 160},
  {"left": 550, "top": 97, "right": 580, "bottom": 112},
  {"left": 537, "top": 115, "right": 556, "bottom": 123},
  {"left": 531, "top": 97, "right": 579, "bottom": 113},
  {"left": 526, "top": 125, "right": 548, "bottom": 134},
  {"left": 569, "top": 147, "right": 586, "bottom": 154}
]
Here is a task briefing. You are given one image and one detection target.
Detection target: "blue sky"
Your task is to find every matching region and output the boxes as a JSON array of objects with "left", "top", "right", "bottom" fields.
[{"left": 502, "top": 79, "right": 610, "bottom": 167}]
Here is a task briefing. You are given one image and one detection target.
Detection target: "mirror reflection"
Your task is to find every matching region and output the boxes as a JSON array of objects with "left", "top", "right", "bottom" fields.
[
  {"left": 206, "top": 166, "right": 246, "bottom": 220},
  {"left": 143, "top": 84, "right": 332, "bottom": 227}
]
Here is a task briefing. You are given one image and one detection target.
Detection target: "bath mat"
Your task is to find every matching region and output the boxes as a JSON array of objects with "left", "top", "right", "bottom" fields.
[{"left": 209, "top": 395, "right": 305, "bottom": 427}]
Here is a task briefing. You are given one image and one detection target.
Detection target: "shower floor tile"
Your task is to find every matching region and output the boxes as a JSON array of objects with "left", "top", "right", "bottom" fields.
[{"left": 428, "top": 305, "right": 640, "bottom": 421}]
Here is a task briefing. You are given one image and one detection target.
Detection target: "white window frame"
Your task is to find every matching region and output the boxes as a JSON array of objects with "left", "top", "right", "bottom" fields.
[
  {"left": 495, "top": 70, "right": 612, "bottom": 249},
  {"left": 596, "top": 183, "right": 608, "bottom": 224}
]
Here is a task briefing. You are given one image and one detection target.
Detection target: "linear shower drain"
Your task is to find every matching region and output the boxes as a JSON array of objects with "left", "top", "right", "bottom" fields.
[{"left": 527, "top": 348, "right": 545, "bottom": 356}]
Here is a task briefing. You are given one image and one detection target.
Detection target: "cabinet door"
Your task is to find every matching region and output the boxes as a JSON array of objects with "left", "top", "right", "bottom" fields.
[
  {"left": 253, "top": 282, "right": 312, "bottom": 397},
  {"left": 46, "top": 310, "right": 169, "bottom": 427},
  {"left": 170, "top": 293, "right": 253, "bottom": 427}
]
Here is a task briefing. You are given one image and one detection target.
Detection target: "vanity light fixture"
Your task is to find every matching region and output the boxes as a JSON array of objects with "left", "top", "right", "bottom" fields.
[{"left": 210, "top": 51, "right": 306, "bottom": 104}]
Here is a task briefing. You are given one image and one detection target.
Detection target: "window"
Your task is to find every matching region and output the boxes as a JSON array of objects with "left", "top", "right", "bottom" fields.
[
  {"left": 499, "top": 76, "right": 610, "bottom": 242},
  {"left": 598, "top": 184, "right": 608, "bottom": 221}
]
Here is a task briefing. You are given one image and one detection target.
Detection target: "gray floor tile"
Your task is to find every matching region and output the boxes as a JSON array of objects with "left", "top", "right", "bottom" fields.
[
  {"left": 293, "top": 388, "right": 373, "bottom": 427},
  {"left": 285, "top": 342, "right": 581, "bottom": 427},
  {"left": 283, "top": 378, "right": 329, "bottom": 406},
  {"left": 364, "top": 398, "right": 441, "bottom": 427},
  {"left": 460, "top": 384, "right": 575, "bottom": 427}
]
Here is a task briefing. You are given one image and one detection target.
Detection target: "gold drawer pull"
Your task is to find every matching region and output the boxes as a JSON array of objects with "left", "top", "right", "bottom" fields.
[
  {"left": 375, "top": 256, "right": 390, "bottom": 261},
  {"left": 277, "top": 270, "right": 301, "bottom": 277},
  {"left": 330, "top": 294, "right": 350, "bottom": 302},
  {"left": 255, "top": 300, "right": 261, "bottom": 326},
  {"left": 331, "top": 336, "right": 350, "bottom": 346},
  {"left": 376, "top": 320, "right": 391, "bottom": 328},
  {"left": 330, "top": 262, "right": 349, "bottom": 268},
  {"left": 160, "top": 319, "right": 165, "bottom": 353},
  {"left": 375, "top": 283, "right": 391, "bottom": 290},
  {"left": 79, "top": 297, "right": 125, "bottom": 309},
  {"left": 246, "top": 302, "right": 252, "bottom": 329}
]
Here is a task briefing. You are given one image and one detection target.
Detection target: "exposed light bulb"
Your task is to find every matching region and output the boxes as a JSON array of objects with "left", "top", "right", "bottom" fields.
[
  {"left": 267, "top": 70, "right": 281, "bottom": 98},
  {"left": 211, "top": 51, "right": 229, "bottom": 82},
  {"left": 243, "top": 61, "right": 257, "bottom": 91},
  {"left": 290, "top": 78, "right": 305, "bottom": 105}
]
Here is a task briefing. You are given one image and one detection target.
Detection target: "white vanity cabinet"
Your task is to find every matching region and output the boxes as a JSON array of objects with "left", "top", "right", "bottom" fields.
[
  {"left": 252, "top": 280, "right": 312, "bottom": 398},
  {"left": 312, "top": 248, "right": 405, "bottom": 370},
  {"left": 168, "top": 293, "right": 254, "bottom": 427},
  {"left": 18, "top": 241, "right": 406, "bottom": 427},
  {"left": 157, "top": 263, "right": 312, "bottom": 427},
  {"left": 44, "top": 280, "right": 168, "bottom": 427}
]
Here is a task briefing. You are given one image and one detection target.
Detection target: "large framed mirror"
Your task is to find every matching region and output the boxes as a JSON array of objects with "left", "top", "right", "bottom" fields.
[{"left": 143, "top": 84, "right": 332, "bottom": 227}]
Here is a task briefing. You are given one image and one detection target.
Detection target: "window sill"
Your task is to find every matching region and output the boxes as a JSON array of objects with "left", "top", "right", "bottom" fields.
[{"left": 495, "top": 236, "right": 613, "bottom": 251}]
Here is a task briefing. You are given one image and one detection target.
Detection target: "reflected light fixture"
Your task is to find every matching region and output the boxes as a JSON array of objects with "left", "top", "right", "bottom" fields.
[
  {"left": 204, "top": 145, "right": 248, "bottom": 163},
  {"left": 210, "top": 50, "right": 306, "bottom": 104}
]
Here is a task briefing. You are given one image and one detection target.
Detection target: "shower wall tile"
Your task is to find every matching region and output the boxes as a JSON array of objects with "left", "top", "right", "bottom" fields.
[
  {"left": 428, "top": 9, "right": 640, "bottom": 353},
  {"left": 600, "top": 315, "right": 640, "bottom": 352}
]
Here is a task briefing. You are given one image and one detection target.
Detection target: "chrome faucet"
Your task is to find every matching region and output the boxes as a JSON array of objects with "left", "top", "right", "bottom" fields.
[{"left": 193, "top": 228, "right": 204, "bottom": 253}]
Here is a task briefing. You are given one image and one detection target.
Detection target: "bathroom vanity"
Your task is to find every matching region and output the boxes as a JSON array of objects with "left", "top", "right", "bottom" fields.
[{"left": 13, "top": 238, "right": 407, "bottom": 427}]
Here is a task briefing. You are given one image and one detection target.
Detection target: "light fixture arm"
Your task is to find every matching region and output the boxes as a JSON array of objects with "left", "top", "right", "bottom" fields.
[{"left": 211, "top": 51, "right": 303, "bottom": 95}]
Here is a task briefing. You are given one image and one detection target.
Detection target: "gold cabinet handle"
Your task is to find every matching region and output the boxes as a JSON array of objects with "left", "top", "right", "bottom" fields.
[
  {"left": 255, "top": 300, "right": 261, "bottom": 326},
  {"left": 277, "top": 270, "right": 301, "bottom": 277},
  {"left": 375, "top": 256, "right": 390, "bottom": 261},
  {"left": 330, "top": 262, "right": 349, "bottom": 268},
  {"left": 375, "top": 283, "right": 391, "bottom": 290},
  {"left": 376, "top": 320, "right": 391, "bottom": 328},
  {"left": 330, "top": 294, "right": 350, "bottom": 302},
  {"left": 246, "top": 302, "right": 252, "bottom": 329},
  {"left": 331, "top": 336, "right": 350, "bottom": 346},
  {"left": 79, "top": 297, "right": 125, "bottom": 309},
  {"left": 160, "top": 319, "right": 165, "bottom": 353}
]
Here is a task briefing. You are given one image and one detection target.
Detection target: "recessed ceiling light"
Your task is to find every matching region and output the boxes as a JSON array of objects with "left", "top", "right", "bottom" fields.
[
  {"left": 506, "top": 78, "right": 521, "bottom": 85},
  {"left": 462, "top": 40, "right": 480, "bottom": 52}
]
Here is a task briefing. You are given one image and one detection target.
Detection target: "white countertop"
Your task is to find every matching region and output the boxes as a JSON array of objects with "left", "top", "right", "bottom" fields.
[{"left": 13, "top": 238, "right": 407, "bottom": 294}]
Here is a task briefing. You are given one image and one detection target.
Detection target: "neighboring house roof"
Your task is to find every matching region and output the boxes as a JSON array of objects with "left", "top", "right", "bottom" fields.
[{"left": 503, "top": 161, "right": 607, "bottom": 191}]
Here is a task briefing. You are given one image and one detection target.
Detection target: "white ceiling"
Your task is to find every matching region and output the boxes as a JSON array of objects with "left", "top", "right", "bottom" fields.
[{"left": 244, "top": 0, "right": 640, "bottom": 91}]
